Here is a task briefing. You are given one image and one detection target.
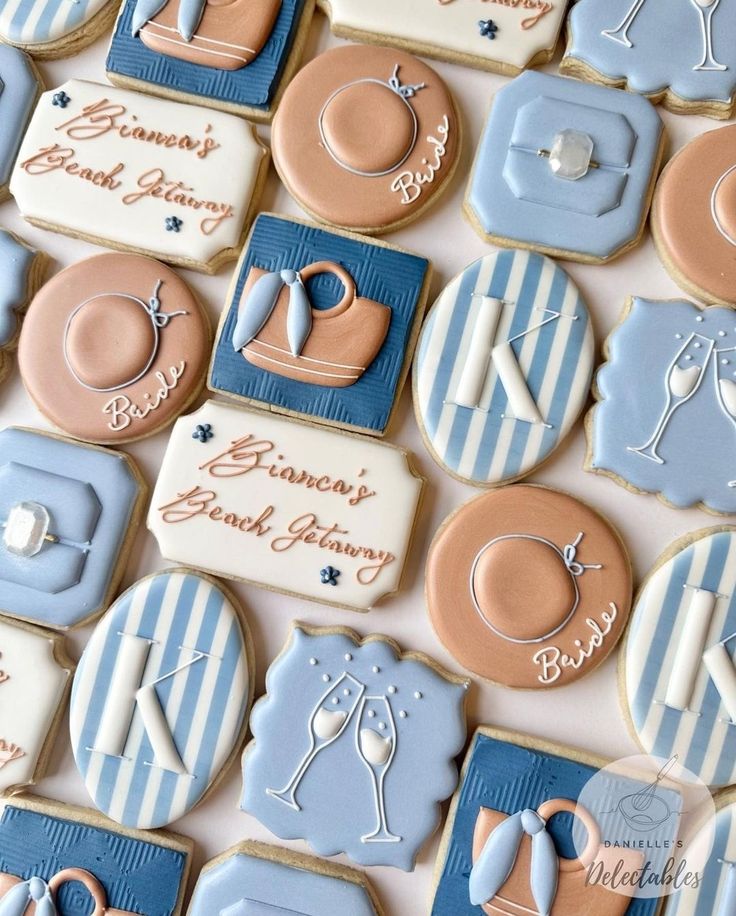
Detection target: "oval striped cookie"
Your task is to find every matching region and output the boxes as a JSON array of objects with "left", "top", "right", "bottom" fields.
[
  {"left": 413, "top": 250, "right": 594, "bottom": 487},
  {"left": 70, "top": 568, "right": 254, "bottom": 828}
]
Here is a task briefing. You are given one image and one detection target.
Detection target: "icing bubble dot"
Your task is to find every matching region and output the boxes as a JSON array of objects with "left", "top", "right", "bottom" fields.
[
  {"left": 332, "top": 697, "right": 340, "bottom": 705},
  {"left": 388, "top": 685, "right": 397, "bottom": 694},
  {"left": 372, "top": 666, "right": 380, "bottom": 674},
  {"left": 694, "top": 342, "right": 702, "bottom": 349},
  {"left": 344, "top": 689, "right": 350, "bottom": 696},
  {"left": 414, "top": 691, "right": 422, "bottom": 700},
  {"left": 368, "top": 710, "right": 376, "bottom": 718},
  {"left": 720, "top": 331, "right": 727, "bottom": 337},
  {"left": 309, "top": 658, "right": 318, "bottom": 666},
  {"left": 322, "top": 674, "right": 331, "bottom": 683},
  {"left": 696, "top": 316, "right": 704, "bottom": 322},
  {"left": 575, "top": 640, "right": 582, "bottom": 648},
  {"left": 399, "top": 710, "right": 408, "bottom": 719},
  {"left": 723, "top": 359, "right": 730, "bottom": 366},
  {"left": 344, "top": 653, "right": 352, "bottom": 661},
  {"left": 675, "top": 333, "right": 683, "bottom": 340},
  {"left": 685, "top": 355, "right": 693, "bottom": 361},
  {"left": 378, "top": 722, "right": 387, "bottom": 731}
]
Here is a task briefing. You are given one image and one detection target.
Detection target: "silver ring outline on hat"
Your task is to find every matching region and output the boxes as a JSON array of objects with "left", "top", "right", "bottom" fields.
[
  {"left": 317, "top": 66, "right": 424, "bottom": 179},
  {"left": 710, "top": 163, "right": 736, "bottom": 247},
  {"left": 469, "top": 533, "right": 592, "bottom": 645},
  {"left": 62, "top": 280, "right": 186, "bottom": 393}
]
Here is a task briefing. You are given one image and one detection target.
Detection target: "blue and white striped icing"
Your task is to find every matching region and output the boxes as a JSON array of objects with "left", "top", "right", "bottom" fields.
[
  {"left": 70, "top": 569, "right": 252, "bottom": 829},
  {"left": 0, "top": 0, "right": 110, "bottom": 45},
  {"left": 624, "top": 529, "right": 736, "bottom": 788},
  {"left": 413, "top": 250, "right": 594, "bottom": 486}
]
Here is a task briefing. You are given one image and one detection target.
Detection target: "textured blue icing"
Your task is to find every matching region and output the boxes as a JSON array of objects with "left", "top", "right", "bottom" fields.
[
  {"left": 241, "top": 626, "right": 467, "bottom": 871},
  {"left": 106, "top": 0, "right": 308, "bottom": 114},
  {"left": 0, "top": 804, "right": 187, "bottom": 916},
  {"left": 211, "top": 214, "right": 429, "bottom": 433},
  {"left": 0, "top": 427, "right": 142, "bottom": 628},
  {"left": 567, "top": 0, "right": 736, "bottom": 104},
  {"left": 189, "top": 848, "right": 378, "bottom": 916},
  {"left": 591, "top": 298, "right": 736, "bottom": 512},
  {"left": 0, "top": 231, "right": 35, "bottom": 348},
  {"left": 70, "top": 570, "right": 250, "bottom": 829},
  {"left": 467, "top": 71, "right": 663, "bottom": 260},
  {"left": 431, "top": 732, "right": 675, "bottom": 915},
  {"left": 0, "top": 46, "right": 38, "bottom": 190}
]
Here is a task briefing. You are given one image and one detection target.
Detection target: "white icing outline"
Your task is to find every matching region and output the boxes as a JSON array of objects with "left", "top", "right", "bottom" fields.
[
  {"left": 356, "top": 695, "right": 401, "bottom": 843},
  {"left": 711, "top": 164, "right": 736, "bottom": 247}
]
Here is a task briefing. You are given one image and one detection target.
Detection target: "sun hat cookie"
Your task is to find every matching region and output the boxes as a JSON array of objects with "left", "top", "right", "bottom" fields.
[
  {"left": 271, "top": 45, "right": 461, "bottom": 235},
  {"left": 18, "top": 252, "right": 210, "bottom": 445},
  {"left": 426, "top": 485, "right": 633, "bottom": 689}
]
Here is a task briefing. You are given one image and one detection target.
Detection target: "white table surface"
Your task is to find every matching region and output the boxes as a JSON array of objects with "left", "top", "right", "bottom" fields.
[{"left": 0, "top": 11, "right": 726, "bottom": 914}]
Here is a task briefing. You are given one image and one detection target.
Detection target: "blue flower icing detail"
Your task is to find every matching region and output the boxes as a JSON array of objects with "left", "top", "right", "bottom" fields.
[
  {"left": 320, "top": 566, "right": 340, "bottom": 586},
  {"left": 192, "top": 423, "right": 213, "bottom": 443},
  {"left": 52, "top": 90, "right": 71, "bottom": 108},
  {"left": 165, "top": 216, "right": 183, "bottom": 233},
  {"left": 478, "top": 19, "right": 498, "bottom": 39}
]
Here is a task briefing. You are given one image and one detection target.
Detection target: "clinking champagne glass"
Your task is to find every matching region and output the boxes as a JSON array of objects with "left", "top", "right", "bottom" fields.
[
  {"left": 267, "top": 673, "right": 365, "bottom": 811},
  {"left": 356, "top": 695, "right": 401, "bottom": 843},
  {"left": 714, "top": 348, "right": 736, "bottom": 487},
  {"left": 628, "top": 334, "right": 713, "bottom": 464},
  {"left": 602, "top": 0, "right": 649, "bottom": 47},
  {"left": 691, "top": 0, "right": 726, "bottom": 70}
]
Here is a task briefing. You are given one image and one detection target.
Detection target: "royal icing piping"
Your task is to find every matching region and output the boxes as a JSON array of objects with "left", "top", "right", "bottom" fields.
[
  {"left": 70, "top": 569, "right": 251, "bottom": 829},
  {"left": 148, "top": 400, "right": 423, "bottom": 610},
  {"left": 10, "top": 79, "right": 266, "bottom": 270},
  {"left": 241, "top": 625, "right": 468, "bottom": 870}
]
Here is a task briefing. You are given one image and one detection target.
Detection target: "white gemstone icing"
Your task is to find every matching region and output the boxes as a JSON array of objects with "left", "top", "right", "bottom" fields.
[
  {"left": 3, "top": 501, "right": 51, "bottom": 557},
  {"left": 548, "top": 129, "right": 594, "bottom": 181}
]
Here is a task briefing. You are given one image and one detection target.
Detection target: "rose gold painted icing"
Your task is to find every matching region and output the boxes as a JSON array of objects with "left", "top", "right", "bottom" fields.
[
  {"left": 140, "top": 0, "right": 281, "bottom": 70},
  {"left": 18, "top": 252, "right": 210, "bottom": 444},
  {"left": 271, "top": 45, "right": 459, "bottom": 231},
  {"left": 654, "top": 124, "right": 736, "bottom": 305},
  {"left": 426, "top": 486, "right": 632, "bottom": 689}
]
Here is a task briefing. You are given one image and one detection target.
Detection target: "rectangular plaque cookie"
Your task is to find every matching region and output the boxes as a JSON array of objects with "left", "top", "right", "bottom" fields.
[
  {"left": 10, "top": 79, "right": 268, "bottom": 274},
  {"left": 147, "top": 400, "right": 424, "bottom": 611}
]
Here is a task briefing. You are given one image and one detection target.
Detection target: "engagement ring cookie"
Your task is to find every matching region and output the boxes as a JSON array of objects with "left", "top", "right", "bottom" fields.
[
  {"left": 465, "top": 72, "right": 665, "bottom": 263},
  {"left": 0, "top": 229, "right": 46, "bottom": 386},
  {"left": 0, "top": 0, "right": 118, "bottom": 58},
  {"left": 413, "top": 250, "right": 594, "bottom": 487},
  {"left": 426, "top": 485, "right": 632, "bottom": 689},
  {"left": 271, "top": 45, "right": 461, "bottom": 235},
  {"left": 431, "top": 726, "right": 680, "bottom": 915},
  {"left": 240, "top": 624, "right": 469, "bottom": 871},
  {"left": 0, "top": 427, "right": 146, "bottom": 630},
  {"left": 0, "top": 46, "right": 41, "bottom": 202},
  {"left": 10, "top": 80, "right": 268, "bottom": 273},
  {"left": 209, "top": 213, "right": 431, "bottom": 436},
  {"left": 562, "top": 0, "right": 736, "bottom": 119},
  {"left": 107, "top": 0, "right": 315, "bottom": 122},
  {"left": 319, "top": 0, "right": 567, "bottom": 76},
  {"left": 587, "top": 297, "right": 736, "bottom": 514},
  {"left": 18, "top": 253, "right": 211, "bottom": 444},
  {"left": 622, "top": 527, "right": 736, "bottom": 787},
  {"left": 188, "top": 841, "right": 384, "bottom": 916},
  {"left": 0, "top": 795, "right": 191, "bottom": 915},
  {"left": 0, "top": 617, "right": 73, "bottom": 795},
  {"left": 652, "top": 124, "right": 736, "bottom": 306},
  {"left": 70, "top": 569, "right": 254, "bottom": 829},
  {"left": 148, "top": 400, "right": 424, "bottom": 612}
]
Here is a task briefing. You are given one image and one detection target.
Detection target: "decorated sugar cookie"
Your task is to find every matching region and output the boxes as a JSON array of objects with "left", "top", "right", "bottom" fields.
[
  {"left": 0, "top": 46, "right": 41, "bottom": 202},
  {"left": 0, "top": 0, "right": 118, "bottom": 58},
  {"left": 413, "top": 250, "right": 594, "bottom": 487},
  {"left": 0, "top": 426, "right": 146, "bottom": 630},
  {"left": 18, "top": 253, "right": 211, "bottom": 444},
  {"left": 107, "top": 0, "right": 315, "bottom": 122},
  {"left": 241, "top": 624, "right": 469, "bottom": 871},
  {"left": 0, "top": 617, "right": 73, "bottom": 795},
  {"left": 148, "top": 400, "right": 424, "bottom": 612},
  {"left": 426, "top": 486, "right": 632, "bottom": 689},
  {"left": 271, "top": 45, "right": 461, "bottom": 235},
  {"left": 70, "top": 569, "right": 254, "bottom": 829},
  {"left": 10, "top": 80, "right": 268, "bottom": 274},
  {"left": 189, "top": 841, "right": 384, "bottom": 916},
  {"left": 587, "top": 297, "right": 736, "bottom": 514},
  {"left": 209, "top": 213, "right": 431, "bottom": 435},
  {"left": 0, "top": 229, "right": 46, "bottom": 386},
  {"left": 652, "top": 125, "right": 736, "bottom": 305},
  {"left": 0, "top": 795, "right": 191, "bottom": 915},
  {"left": 562, "top": 0, "right": 736, "bottom": 119},
  {"left": 431, "top": 726, "right": 682, "bottom": 915},
  {"left": 621, "top": 527, "right": 736, "bottom": 787},
  {"left": 320, "top": 0, "right": 567, "bottom": 76},
  {"left": 465, "top": 72, "right": 665, "bottom": 263}
]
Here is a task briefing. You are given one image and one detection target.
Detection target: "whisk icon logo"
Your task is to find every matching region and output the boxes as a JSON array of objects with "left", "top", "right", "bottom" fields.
[{"left": 610, "top": 755, "right": 680, "bottom": 833}]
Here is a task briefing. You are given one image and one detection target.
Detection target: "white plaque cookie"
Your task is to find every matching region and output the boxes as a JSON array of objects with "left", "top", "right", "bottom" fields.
[
  {"left": 148, "top": 400, "right": 424, "bottom": 612},
  {"left": 10, "top": 80, "right": 268, "bottom": 274}
]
